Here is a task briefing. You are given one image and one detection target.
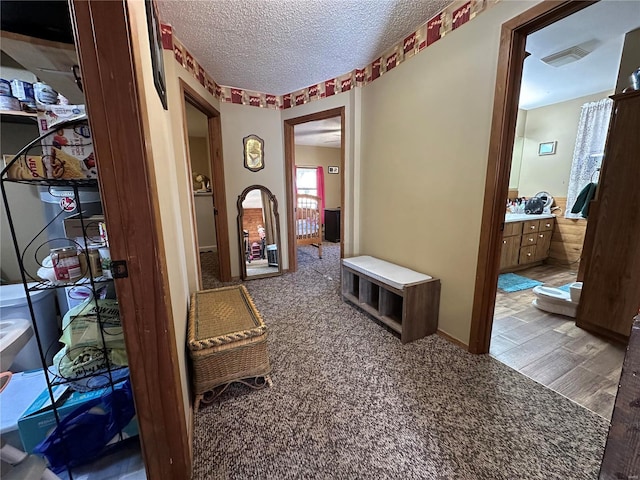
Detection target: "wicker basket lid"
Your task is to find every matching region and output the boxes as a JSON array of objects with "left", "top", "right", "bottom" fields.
[{"left": 188, "top": 285, "right": 266, "bottom": 350}]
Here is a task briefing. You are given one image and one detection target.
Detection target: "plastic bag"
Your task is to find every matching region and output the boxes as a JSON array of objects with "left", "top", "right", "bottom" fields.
[
  {"left": 53, "top": 297, "right": 128, "bottom": 391},
  {"left": 59, "top": 298, "right": 124, "bottom": 349},
  {"left": 33, "top": 379, "right": 135, "bottom": 473}
]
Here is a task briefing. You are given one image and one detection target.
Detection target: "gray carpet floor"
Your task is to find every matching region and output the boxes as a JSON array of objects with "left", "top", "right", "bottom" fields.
[{"left": 195, "top": 244, "right": 608, "bottom": 479}]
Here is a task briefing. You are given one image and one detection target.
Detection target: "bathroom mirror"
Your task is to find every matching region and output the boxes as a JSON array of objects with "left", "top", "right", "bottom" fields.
[{"left": 237, "top": 185, "right": 282, "bottom": 280}]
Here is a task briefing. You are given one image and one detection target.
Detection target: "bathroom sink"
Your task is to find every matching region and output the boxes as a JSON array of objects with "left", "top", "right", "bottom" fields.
[
  {"left": 0, "top": 319, "right": 33, "bottom": 372},
  {"left": 505, "top": 212, "right": 554, "bottom": 222}
]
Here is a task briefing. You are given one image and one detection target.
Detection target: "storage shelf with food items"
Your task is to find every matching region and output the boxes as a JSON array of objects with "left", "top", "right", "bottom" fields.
[{"left": 1, "top": 105, "right": 138, "bottom": 476}]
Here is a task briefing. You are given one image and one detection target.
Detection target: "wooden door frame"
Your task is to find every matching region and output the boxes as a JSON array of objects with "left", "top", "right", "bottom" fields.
[
  {"left": 468, "top": 0, "right": 597, "bottom": 354},
  {"left": 179, "top": 79, "right": 232, "bottom": 284},
  {"left": 283, "top": 107, "right": 345, "bottom": 272},
  {"left": 70, "top": 1, "right": 190, "bottom": 478}
]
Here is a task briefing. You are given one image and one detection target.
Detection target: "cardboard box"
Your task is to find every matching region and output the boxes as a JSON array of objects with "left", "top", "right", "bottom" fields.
[
  {"left": 18, "top": 384, "right": 138, "bottom": 453},
  {"left": 2, "top": 154, "right": 46, "bottom": 180},
  {"left": 37, "top": 105, "right": 97, "bottom": 179},
  {"left": 63, "top": 213, "right": 104, "bottom": 240},
  {"left": 0, "top": 370, "right": 47, "bottom": 451}
]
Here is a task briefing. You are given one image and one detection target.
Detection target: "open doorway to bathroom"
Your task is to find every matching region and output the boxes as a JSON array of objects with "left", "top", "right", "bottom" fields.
[
  {"left": 283, "top": 107, "right": 345, "bottom": 274},
  {"left": 483, "top": 1, "right": 638, "bottom": 420}
]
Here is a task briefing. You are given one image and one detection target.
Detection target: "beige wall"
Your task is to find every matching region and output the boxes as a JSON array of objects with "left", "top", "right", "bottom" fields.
[
  {"left": 359, "top": 0, "right": 537, "bottom": 345},
  {"left": 165, "top": 51, "right": 222, "bottom": 294},
  {"left": 294, "top": 145, "right": 342, "bottom": 209},
  {"left": 188, "top": 136, "right": 210, "bottom": 184},
  {"left": 127, "top": 0, "right": 192, "bottom": 435},
  {"left": 0, "top": 59, "right": 44, "bottom": 283},
  {"left": 517, "top": 90, "right": 612, "bottom": 198},
  {"left": 0, "top": 52, "right": 37, "bottom": 83},
  {"left": 615, "top": 28, "right": 640, "bottom": 94},
  {"left": 220, "top": 104, "right": 286, "bottom": 277},
  {"left": 509, "top": 109, "right": 527, "bottom": 190},
  {"left": 194, "top": 193, "right": 217, "bottom": 250},
  {"left": 0, "top": 122, "right": 44, "bottom": 283}
]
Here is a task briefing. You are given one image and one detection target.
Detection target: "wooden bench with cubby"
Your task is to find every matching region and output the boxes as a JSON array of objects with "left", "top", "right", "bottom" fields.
[{"left": 341, "top": 256, "right": 441, "bottom": 343}]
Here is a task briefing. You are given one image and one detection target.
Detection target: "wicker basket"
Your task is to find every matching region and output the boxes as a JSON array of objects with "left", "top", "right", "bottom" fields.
[{"left": 188, "top": 285, "right": 271, "bottom": 408}]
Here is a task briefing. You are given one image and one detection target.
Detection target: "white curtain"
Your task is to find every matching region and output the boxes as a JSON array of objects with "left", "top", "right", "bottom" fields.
[{"left": 565, "top": 98, "right": 613, "bottom": 219}]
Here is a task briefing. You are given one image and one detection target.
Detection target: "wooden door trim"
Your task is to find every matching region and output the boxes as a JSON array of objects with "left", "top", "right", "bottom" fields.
[
  {"left": 468, "top": 0, "right": 596, "bottom": 354},
  {"left": 70, "top": 1, "right": 190, "bottom": 478},
  {"left": 179, "top": 79, "right": 232, "bottom": 283},
  {"left": 283, "top": 107, "right": 345, "bottom": 272}
]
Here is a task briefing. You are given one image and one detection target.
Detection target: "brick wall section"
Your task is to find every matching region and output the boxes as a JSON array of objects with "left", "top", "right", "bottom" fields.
[{"left": 242, "top": 208, "right": 264, "bottom": 245}]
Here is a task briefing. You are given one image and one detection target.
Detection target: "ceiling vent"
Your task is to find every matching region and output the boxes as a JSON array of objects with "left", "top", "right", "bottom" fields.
[{"left": 541, "top": 45, "right": 591, "bottom": 67}]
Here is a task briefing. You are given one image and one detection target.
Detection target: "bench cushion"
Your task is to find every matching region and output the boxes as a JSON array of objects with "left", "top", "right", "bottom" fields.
[{"left": 342, "top": 256, "right": 432, "bottom": 290}]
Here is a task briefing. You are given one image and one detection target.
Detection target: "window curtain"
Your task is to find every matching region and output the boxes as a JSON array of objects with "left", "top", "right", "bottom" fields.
[
  {"left": 565, "top": 98, "right": 613, "bottom": 219},
  {"left": 316, "top": 166, "right": 325, "bottom": 224}
]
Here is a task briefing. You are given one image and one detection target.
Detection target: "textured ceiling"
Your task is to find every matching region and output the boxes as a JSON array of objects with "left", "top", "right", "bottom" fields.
[
  {"left": 521, "top": 0, "right": 640, "bottom": 109},
  {"left": 157, "top": 0, "right": 450, "bottom": 95},
  {"left": 295, "top": 118, "right": 342, "bottom": 148}
]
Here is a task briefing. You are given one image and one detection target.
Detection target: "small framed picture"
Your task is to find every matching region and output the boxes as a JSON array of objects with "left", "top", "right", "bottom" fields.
[
  {"left": 328, "top": 166, "right": 339, "bottom": 174},
  {"left": 538, "top": 141, "right": 557, "bottom": 156}
]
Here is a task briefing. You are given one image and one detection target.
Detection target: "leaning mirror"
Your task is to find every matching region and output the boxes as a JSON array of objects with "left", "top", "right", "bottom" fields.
[{"left": 237, "top": 185, "right": 282, "bottom": 280}]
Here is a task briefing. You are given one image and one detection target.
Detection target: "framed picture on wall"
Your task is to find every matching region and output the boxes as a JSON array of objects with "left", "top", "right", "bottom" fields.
[
  {"left": 145, "top": 0, "right": 168, "bottom": 110},
  {"left": 243, "top": 135, "right": 264, "bottom": 172},
  {"left": 538, "top": 141, "right": 557, "bottom": 156}
]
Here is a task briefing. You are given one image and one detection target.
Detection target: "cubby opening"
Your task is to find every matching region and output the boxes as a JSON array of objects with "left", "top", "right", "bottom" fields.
[
  {"left": 359, "top": 278, "right": 380, "bottom": 311},
  {"left": 344, "top": 270, "right": 360, "bottom": 301},
  {"left": 380, "top": 289, "right": 404, "bottom": 326}
]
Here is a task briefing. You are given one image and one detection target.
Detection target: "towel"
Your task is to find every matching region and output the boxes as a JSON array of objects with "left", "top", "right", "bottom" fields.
[{"left": 571, "top": 182, "right": 597, "bottom": 218}]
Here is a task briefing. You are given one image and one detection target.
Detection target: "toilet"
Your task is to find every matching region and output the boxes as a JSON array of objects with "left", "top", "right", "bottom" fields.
[
  {"left": 532, "top": 282, "right": 583, "bottom": 317},
  {"left": 0, "top": 284, "right": 59, "bottom": 372}
]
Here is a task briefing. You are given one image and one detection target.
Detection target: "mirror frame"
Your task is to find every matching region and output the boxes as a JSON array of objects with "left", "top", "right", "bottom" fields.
[{"left": 237, "top": 185, "right": 282, "bottom": 280}]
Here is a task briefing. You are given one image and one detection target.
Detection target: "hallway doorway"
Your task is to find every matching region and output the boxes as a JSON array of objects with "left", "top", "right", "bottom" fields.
[
  {"left": 283, "top": 107, "right": 345, "bottom": 273},
  {"left": 180, "top": 80, "right": 231, "bottom": 285}
]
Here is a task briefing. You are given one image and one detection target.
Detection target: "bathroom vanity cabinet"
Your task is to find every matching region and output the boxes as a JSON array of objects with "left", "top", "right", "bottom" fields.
[{"left": 499, "top": 215, "right": 555, "bottom": 272}]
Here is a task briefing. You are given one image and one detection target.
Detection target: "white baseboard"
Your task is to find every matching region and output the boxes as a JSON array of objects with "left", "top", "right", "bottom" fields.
[{"left": 199, "top": 245, "right": 217, "bottom": 253}]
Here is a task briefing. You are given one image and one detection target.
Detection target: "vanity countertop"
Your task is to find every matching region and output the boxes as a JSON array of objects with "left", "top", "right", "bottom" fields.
[{"left": 504, "top": 213, "right": 555, "bottom": 223}]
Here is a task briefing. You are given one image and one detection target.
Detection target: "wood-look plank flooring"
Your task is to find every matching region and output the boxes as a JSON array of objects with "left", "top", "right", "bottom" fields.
[{"left": 490, "top": 264, "right": 625, "bottom": 420}]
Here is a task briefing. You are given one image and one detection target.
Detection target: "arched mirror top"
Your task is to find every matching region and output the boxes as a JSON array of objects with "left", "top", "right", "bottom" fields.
[
  {"left": 237, "top": 185, "right": 282, "bottom": 280},
  {"left": 237, "top": 185, "right": 278, "bottom": 212}
]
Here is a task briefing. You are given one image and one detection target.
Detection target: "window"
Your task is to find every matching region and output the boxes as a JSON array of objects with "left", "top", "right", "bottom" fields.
[{"left": 296, "top": 167, "right": 317, "bottom": 196}]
